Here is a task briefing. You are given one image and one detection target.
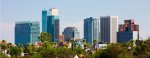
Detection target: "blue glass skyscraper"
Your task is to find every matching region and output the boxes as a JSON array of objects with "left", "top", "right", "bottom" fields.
[
  {"left": 84, "top": 17, "right": 99, "bottom": 45},
  {"left": 42, "top": 9, "right": 47, "bottom": 32},
  {"left": 15, "top": 21, "right": 40, "bottom": 46},
  {"left": 42, "top": 8, "right": 59, "bottom": 42},
  {"left": 47, "top": 16, "right": 59, "bottom": 42}
]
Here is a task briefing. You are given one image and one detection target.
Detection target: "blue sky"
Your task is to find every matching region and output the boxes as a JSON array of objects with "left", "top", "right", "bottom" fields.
[{"left": 0, "top": 0, "right": 150, "bottom": 43}]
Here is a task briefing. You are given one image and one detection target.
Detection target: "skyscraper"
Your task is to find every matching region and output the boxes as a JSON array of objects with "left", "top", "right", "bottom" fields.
[
  {"left": 47, "top": 16, "right": 59, "bottom": 42},
  {"left": 63, "top": 27, "right": 80, "bottom": 42},
  {"left": 119, "top": 20, "right": 139, "bottom": 32},
  {"left": 84, "top": 17, "right": 99, "bottom": 45},
  {"left": 100, "top": 16, "right": 118, "bottom": 43},
  {"left": 42, "top": 8, "right": 60, "bottom": 42},
  {"left": 55, "top": 19, "right": 59, "bottom": 42},
  {"left": 15, "top": 21, "right": 40, "bottom": 45},
  {"left": 47, "top": 8, "right": 59, "bottom": 42},
  {"left": 117, "top": 19, "right": 139, "bottom": 43},
  {"left": 42, "top": 9, "right": 47, "bottom": 32}
]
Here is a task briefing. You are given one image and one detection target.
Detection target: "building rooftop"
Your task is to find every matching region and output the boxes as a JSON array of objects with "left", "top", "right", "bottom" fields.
[
  {"left": 100, "top": 16, "right": 118, "bottom": 18},
  {"left": 15, "top": 21, "right": 39, "bottom": 24}
]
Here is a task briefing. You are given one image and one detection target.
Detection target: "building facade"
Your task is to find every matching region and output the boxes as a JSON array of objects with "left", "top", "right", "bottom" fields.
[
  {"left": 117, "top": 31, "right": 138, "bottom": 43},
  {"left": 15, "top": 21, "right": 40, "bottom": 45},
  {"left": 54, "top": 19, "right": 60, "bottom": 42},
  {"left": 59, "top": 35, "right": 64, "bottom": 42},
  {"left": 84, "top": 17, "right": 99, "bottom": 45},
  {"left": 63, "top": 27, "right": 80, "bottom": 42},
  {"left": 119, "top": 20, "right": 139, "bottom": 32},
  {"left": 100, "top": 16, "right": 118, "bottom": 43},
  {"left": 47, "top": 15, "right": 59, "bottom": 42},
  {"left": 117, "top": 19, "right": 139, "bottom": 43},
  {"left": 42, "top": 9, "right": 47, "bottom": 32},
  {"left": 42, "top": 8, "right": 60, "bottom": 42}
]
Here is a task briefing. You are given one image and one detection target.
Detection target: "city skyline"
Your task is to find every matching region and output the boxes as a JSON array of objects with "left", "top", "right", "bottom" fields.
[{"left": 1, "top": 0, "right": 150, "bottom": 43}]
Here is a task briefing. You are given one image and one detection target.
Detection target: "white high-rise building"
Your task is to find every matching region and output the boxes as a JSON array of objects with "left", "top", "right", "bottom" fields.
[
  {"left": 49, "top": 8, "right": 58, "bottom": 16},
  {"left": 100, "top": 16, "right": 118, "bottom": 43}
]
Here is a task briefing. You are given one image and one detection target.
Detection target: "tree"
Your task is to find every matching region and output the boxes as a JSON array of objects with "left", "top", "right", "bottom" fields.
[
  {"left": 0, "top": 43, "right": 7, "bottom": 56},
  {"left": 133, "top": 39, "right": 150, "bottom": 58},
  {"left": 10, "top": 46, "right": 22, "bottom": 58},
  {"left": 74, "top": 44, "right": 84, "bottom": 55},
  {"left": 127, "top": 40, "right": 134, "bottom": 48},
  {"left": 93, "top": 39, "right": 97, "bottom": 49},
  {"left": 24, "top": 43, "right": 33, "bottom": 55},
  {"left": 1, "top": 40, "right": 6, "bottom": 43},
  {"left": 18, "top": 44, "right": 23, "bottom": 52},
  {"left": 39, "top": 32, "right": 52, "bottom": 43},
  {"left": 32, "top": 52, "right": 42, "bottom": 58},
  {"left": 7, "top": 43, "right": 13, "bottom": 56},
  {"left": 94, "top": 43, "right": 132, "bottom": 58},
  {"left": 38, "top": 32, "right": 53, "bottom": 52},
  {"left": 71, "top": 39, "right": 75, "bottom": 50},
  {"left": 42, "top": 41, "right": 53, "bottom": 49},
  {"left": 64, "top": 43, "right": 69, "bottom": 48},
  {"left": 82, "top": 39, "right": 88, "bottom": 49},
  {"left": 53, "top": 42, "right": 57, "bottom": 48}
]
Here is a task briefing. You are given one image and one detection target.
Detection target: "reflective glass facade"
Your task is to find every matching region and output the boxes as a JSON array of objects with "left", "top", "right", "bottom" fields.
[
  {"left": 15, "top": 21, "right": 40, "bottom": 46},
  {"left": 42, "top": 10, "right": 47, "bottom": 32},
  {"left": 47, "top": 16, "right": 59, "bottom": 42},
  {"left": 117, "top": 31, "right": 138, "bottom": 43},
  {"left": 42, "top": 8, "right": 60, "bottom": 42},
  {"left": 84, "top": 17, "right": 99, "bottom": 45}
]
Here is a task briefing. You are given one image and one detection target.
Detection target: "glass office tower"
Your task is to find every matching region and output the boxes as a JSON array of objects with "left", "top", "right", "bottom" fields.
[
  {"left": 47, "top": 16, "right": 59, "bottom": 42},
  {"left": 42, "top": 9, "right": 47, "bottom": 32},
  {"left": 42, "top": 8, "right": 60, "bottom": 42},
  {"left": 84, "top": 17, "right": 99, "bottom": 45},
  {"left": 15, "top": 21, "right": 40, "bottom": 46}
]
